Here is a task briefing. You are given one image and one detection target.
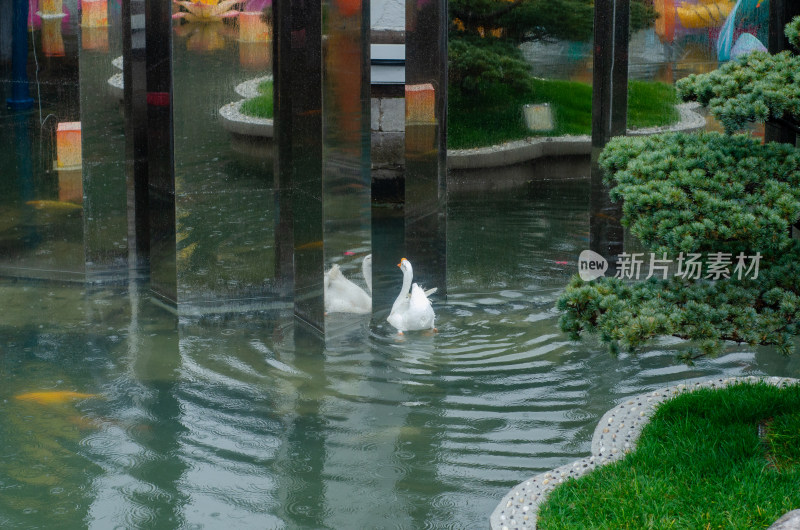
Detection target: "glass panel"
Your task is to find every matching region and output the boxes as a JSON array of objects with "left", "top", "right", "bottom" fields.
[
  {"left": 80, "top": 0, "right": 128, "bottom": 278},
  {"left": 170, "top": 1, "right": 277, "bottom": 311},
  {"left": 404, "top": 0, "right": 446, "bottom": 296},
  {"left": 0, "top": 0, "right": 84, "bottom": 279},
  {"left": 273, "top": 0, "right": 324, "bottom": 328},
  {"left": 322, "top": 0, "right": 373, "bottom": 324}
]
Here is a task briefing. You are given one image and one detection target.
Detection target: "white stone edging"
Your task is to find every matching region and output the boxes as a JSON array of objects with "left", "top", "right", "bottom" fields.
[
  {"left": 219, "top": 100, "right": 274, "bottom": 138},
  {"left": 234, "top": 75, "right": 273, "bottom": 99},
  {"left": 219, "top": 77, "right": 274, "bottom": 138},
  {"left": 449, "top": 102, "right": 705, "bottom": 170},
  {"left": 490, "top": 375, "right": 799, "bottom": 530}
]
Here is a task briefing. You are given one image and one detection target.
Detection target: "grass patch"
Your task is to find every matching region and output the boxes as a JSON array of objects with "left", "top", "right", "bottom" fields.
[
  {"left": 239, "top": 80, "right": 273, "bottom": 119},
  {"left": 537, "top": 382, "right": 800, "bottom": 529},
  {"left": 448, "top": 79, "right": 678, "bottom": 150},
  {"left": 240, "top": 77, "right": 679, "bottom": 149}
]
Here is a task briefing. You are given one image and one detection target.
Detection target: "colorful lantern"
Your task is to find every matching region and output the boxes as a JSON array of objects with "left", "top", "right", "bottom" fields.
[
  {"left": 81, "top": 0, "right": 108, "bottom": 27},
  {"left": 405, "top": 83, "right": 436, "bottom": 124},
  {"left": 56, "top": 122, "right": 82, "bottom": 169},
  {"left": 238, "top": 11, "right": 270, "bottom": 42}
]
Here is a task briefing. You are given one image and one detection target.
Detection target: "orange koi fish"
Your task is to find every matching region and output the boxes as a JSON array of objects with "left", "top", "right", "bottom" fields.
[{"left": 15, "top": 391, "right": 100, "bottom": 405}]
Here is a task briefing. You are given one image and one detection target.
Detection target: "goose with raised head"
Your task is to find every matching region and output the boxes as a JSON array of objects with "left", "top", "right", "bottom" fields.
[
  {"left": 324, "top": 262, "right": 371, "bottom": 314},
  {"left": 387, "top": 257, "right": 436, "bottom": 333},
  {"left": 362, "top": 254, "right": 372, "bottom": 295}
]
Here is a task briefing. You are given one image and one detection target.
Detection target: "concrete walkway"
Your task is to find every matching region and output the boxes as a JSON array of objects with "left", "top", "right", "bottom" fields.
[{"left": 490, "top": 375, "right": 799, "bottom": 530}]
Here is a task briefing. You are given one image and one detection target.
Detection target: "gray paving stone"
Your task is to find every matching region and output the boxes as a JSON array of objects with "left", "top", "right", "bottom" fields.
[{"left": 770, "top": 510, "right": 800, "bottom": 530}]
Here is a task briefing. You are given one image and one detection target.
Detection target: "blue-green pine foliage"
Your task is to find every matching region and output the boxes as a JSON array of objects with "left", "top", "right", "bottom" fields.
[{"left": 557, "top": 18, "right": 800, "bottom": 363}]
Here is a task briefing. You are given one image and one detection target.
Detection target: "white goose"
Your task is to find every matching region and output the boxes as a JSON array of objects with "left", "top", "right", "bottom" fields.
[
  {"left": 324, "top": 255, "right": 372, "bottom": 314},
  {"left": 387, "top": 257, "right": 436, "bottom": 333},
  {"left": 362, "top": 254, "right": 372, "bottom": 295}
]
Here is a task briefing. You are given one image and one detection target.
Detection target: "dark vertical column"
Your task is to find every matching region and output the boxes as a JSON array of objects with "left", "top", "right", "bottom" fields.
[
  {"left": 321, "top": 0, "right": 372, "bottom": 324},
  {"left": 6, "top": 0, "right": 35, "bottom": 248},
  {"left": 274, "top": 0, "right": 325, "bottom": 330},
  {"left": 122, "top": 0, "right": 150, "bottom": 273},
  {"left": 6, "top": 0, "right": 34, "bottom": 110},
  {"left": 273, "top": 0, "right": 294, "bottom": 301},
  {"left": 590, "top": 0, "right": 628, "bottom": 274},
  {"left": 766, "top": 0, "right": 800, "bottom": 145},
  {"left": 404, "top": 0, "right": 447, "bottom": 295},
  {"left": 80, "top": 0, "right": 129, "bottom": 280},
  {"left": 145, "top": 0, "right": 175, "bottom": 303}
]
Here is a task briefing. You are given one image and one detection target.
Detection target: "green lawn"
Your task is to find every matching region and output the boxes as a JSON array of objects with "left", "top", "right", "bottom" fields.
[
  {"left": 239, "top": 77, "right": 680, "bottom": 150},
  {"left": 536, "top": 382, "right": 800, "bottom": 529},
  {"left": 448, "top": 79, "right": 679, "bottom": 149},
  {"left": 239, "top": 79, "right": 273, "bottom": 119}
]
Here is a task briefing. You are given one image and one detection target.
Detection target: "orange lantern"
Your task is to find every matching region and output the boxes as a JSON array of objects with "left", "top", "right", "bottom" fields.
[
  {"left": 654, "top": 0, "right": 676, "bottom": 43},
  {"left": 41, "top": 17, "right": 65, "bottom": 57},
  {"left": 238, "top": 11, "right": 270, "bottom": 42},
  {"left": 56, "top": 122, "right": 82, "bottom": 169},
  {"left": 82, "top": 26, "right": 109, "bottom": 50},
  {"left": 405, "top": 83, "right": 436, "bottom": 124},
  {"left": 335, "top": 0, "right": 360, "bottom": 17},
  {"left": 81, "top": 0, "right": 108, "bottom": 27},
  {"left": 40, "top": 0, "right": 63, "bottom": 15}
]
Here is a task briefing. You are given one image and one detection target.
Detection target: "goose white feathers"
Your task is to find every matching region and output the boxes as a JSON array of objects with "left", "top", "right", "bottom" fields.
[
  {"left": 362, "top": 254, "right": 372, "bottom": 295},
  {"left": 324, "top": 260, "right": 371, "bottom": 314},
  {"left": 387, "top": 257, "right": 436, "bottom": 333}
]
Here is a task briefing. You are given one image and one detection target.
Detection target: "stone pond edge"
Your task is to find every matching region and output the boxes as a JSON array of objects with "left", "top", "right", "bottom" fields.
[
  {"left": 216, "top": 92, "right": 704, "bottom": 169},
  {"left": 450, "top": 102, "right": 706, "bottom": 171},
  {"left": 490, "top": 375, "right": 800, "bottom": 530}
]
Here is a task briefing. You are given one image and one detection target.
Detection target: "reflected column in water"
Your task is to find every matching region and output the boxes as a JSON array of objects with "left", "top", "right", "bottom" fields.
[
  {"left": 273, "top": 319, "right": 327, "bottom": 527},
  {"left": 274, "top": 0, "right": 324, "bottom": 330},
  {"left": 122, "top": 0, "right": 150, "bottom": 272},
  {"left": 590, "top": 0, "right": 628, "bottom": 274},
  {"left": 321, "top": 0, "right": 372, "bottom": 322},
  {"left": 80, "top": 0, "right": 128, "bottom": 279},
  {"left": 404, "top": 0, "right": 447, "bottom": 295},
  {"left": 145, "top": 0, "right": 176, "bottom": 303},
  {"left": 127, "top": 285, "right": 188, "bottom": 527}
]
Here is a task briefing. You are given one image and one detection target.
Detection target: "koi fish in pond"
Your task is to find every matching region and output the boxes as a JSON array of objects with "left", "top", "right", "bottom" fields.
[
  {"left": 296, "top": 240, "right": 323, "bottom": 251},
  {"left": 15, "top": 391, "right": 100, "bottom": 405},
  {"left": 25, "top": 200, "right": 83, "bottom": 213}
]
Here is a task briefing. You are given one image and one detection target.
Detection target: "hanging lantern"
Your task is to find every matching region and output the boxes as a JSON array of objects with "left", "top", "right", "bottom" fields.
[
  {"left": 56, "top": 122, "right": 82, "bottom": 169},
  {"left": 238, "top": 11, "right": 270, "bottom": 42},
  {"left": 41, "top": 17, "right": 65, "bottom": 57},
  {"left": 40, "top": 0, "right": 63, "bottom": 16},
  {"left": 81, "top": 0, "right": 108, "bottom": 27},
  {"left": 405, "top": 83, "right": 436, "bottom": 124}
]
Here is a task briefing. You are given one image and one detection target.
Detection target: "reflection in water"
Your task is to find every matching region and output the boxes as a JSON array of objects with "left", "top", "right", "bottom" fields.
[
  {"left": 322, "top": 0, "right": 372, "bottom": 322},
  {"left": 0, "top": 185, "right": 797, "bottom": 527}
]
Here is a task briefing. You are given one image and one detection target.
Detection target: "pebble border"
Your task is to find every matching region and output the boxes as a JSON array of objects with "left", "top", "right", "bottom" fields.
[
  {"left": 219, "top": 100, "right": 274, "bottom": 137},
  {"left": 490, "top": 375, "right": 799, "bottom": 530},
  {"left": 448, "top": 102, "right": 705, "bottom": 170},
  {"left": 219, "top": 77, "right": 275, "bottom": 137},
  {"left": 234, "top": 75, "right": 273, "bottom": 99}
]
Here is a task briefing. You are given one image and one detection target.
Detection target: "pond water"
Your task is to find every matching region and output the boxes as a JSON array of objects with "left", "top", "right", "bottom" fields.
[
  {"left": 2, "top": 182, "right": 799, "bottom": 529},
  {"left": 1, "top": 6, "right": 796, "bottom": 529}
]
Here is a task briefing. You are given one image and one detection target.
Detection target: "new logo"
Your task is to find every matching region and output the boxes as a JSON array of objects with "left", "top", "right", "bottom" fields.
[{"left": 578, "top": 250, "right": 608, "bottom": 281}]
